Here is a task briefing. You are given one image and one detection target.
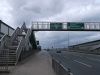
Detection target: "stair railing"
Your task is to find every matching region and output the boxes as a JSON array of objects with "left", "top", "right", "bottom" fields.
[
  {"left": 0, "top": 34, "right": 10, "bottom": 49},
  {"left": 16, "top": 36, "right": 25, "bottom": 64},
  {"left": 10, "top": 27, "right": 20, "bottom": 44},
  {"left": 0, "top": 27, "right": 20, "bottom": 49},
  {"left": 0, "top": 34, "right": 10, "bottom": 72},
  {"left": 24, "top": 29, "right": 32, "bottom": 50},
  {"left": 0, "top": 49, "right": 9, "bottom": 72},
  {"left": 16, "top": 28, "right": 33, "bottom": 64},
  {"left": 15, "top": 25, "right": 28, "bottom": 64}
]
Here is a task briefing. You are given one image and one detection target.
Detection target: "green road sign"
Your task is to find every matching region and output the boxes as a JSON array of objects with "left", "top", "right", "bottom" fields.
[
  {"left": 67, "top": 22, "right": 84, "bottom": 30},
  {"left": 50, "top": 23, "right": 62, "bottom": 30}
]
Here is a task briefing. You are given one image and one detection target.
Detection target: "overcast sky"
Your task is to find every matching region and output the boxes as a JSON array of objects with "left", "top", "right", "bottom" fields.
[{"left": 0, "top": 0, "right": 100, "bottom": 48}]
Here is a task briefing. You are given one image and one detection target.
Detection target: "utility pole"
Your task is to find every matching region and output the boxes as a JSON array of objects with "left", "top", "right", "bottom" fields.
[{"left": 68, "top": 31, "right": 70, "bottom": 51}]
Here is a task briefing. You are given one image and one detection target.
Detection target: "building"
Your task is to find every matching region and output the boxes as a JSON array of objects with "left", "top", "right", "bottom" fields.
[{"left": 0, "top": 20, "right": 15, "bottom": 39}]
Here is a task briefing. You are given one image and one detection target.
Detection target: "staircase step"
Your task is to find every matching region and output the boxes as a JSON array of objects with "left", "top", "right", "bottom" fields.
[
  {"left": 9, "top": 56, "right": 16, "bottom": 57},
  {"left": 9, "top": 60, "right": 16, "bottom": 62},
  {"left": 0, "top": 59, "right": 16, "bottom": 62},
  {"left": 9, "top": 57, "right": 16, "bottom": 59},
  {"left": 12, "top": 41, "right": 19, "bottom": 46},
  {"left": 9, "top": 53, "right": 16, "bottom": 54},
  {"left": 9, "top": 59, "right": 16, "bottom": 61},
  {"left": 8, "top": 63, "right": 16, "bottom": 65},
  {"left": 9, "top": 46, "right": 17, "bottom": 50},
  {"left": 9, "top": 54, "right": 16, "bottom": 56},
  {"left": 9, "top": 56, "right": 16, "bottom": 58},
  {"left": 9, "top": 58, "right": 16, "bottom": 60},
  {"left": 9, "top": 50, "right": 16, "bottom": 53}
]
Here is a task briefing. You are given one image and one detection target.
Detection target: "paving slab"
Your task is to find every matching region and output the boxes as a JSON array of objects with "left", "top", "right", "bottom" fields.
[{"left": 0, "top": 50, "right": 56, "bottom": 75}]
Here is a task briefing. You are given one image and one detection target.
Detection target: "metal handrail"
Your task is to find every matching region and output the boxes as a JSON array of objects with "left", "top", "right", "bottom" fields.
[
  {"left": 16, "top": 37, "right": 25, "bottom": 64},
  {"left": 15, "top": 24, "right": 32, "bottom": 64},
  {"left": 20, "top": 24, "right": 27, "bottom": 33},
  {"left": 24, "top": 29, "right": 32, "bottom": 50},
  {"left": 0, "top": 34, "right": 7, "bottom": 42},
  {"left": 15, "top": 29, "right": 32, "bottom": 64},
  {"left": 0, "top": 34, "right": 10, "bottom": 49},
  {"left": 10, "top": 27, "right": 20, "bottom": 43},
  {"left": 0, "top": 24, "right": 28, "bottom": 67}
]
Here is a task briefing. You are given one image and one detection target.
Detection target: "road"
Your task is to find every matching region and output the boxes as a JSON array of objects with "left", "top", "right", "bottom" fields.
[{"left": 49, "top": 50, "right": 100, "bottom": 75}]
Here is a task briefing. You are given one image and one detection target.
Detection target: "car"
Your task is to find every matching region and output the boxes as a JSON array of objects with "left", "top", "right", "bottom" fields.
[
  {"left": 47, "top": 49, "right": 50, "bottom": 51},
  {"left": 56, "top": 51, "right": 61, "bottom": 53},
  {"left": 37, "top": 45, "right": 41, "bottom": 50}
]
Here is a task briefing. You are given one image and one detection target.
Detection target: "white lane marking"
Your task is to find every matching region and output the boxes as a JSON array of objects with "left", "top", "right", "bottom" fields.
[
  {"left": 73, "top": 60, "right": 92, "bottom": 68},
  {"left": 86, "top": 57, "right": 100, "bottom": 62},
  {"left": 70, "top": 72, "right": 74, "bottom": 75}
]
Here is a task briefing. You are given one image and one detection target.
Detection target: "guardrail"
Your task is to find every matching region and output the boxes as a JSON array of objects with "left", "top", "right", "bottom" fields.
[{"left": 52, "top": 58, "right": 71, "bottom": 75}]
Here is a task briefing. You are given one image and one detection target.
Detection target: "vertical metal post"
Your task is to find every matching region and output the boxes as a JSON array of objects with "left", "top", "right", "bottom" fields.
[
  {"left": 0, "top": 49, "right": 9, "bottom": 73},
  {"left": 68, "top": 31, "right": 69, "bottom": 51}
]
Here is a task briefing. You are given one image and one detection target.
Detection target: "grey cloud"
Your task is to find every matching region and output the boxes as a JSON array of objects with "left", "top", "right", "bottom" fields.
[
  {"left": 6, "top": 0, "right": 65, "bottom": 27},
  {"left": 1, "top": 0, "right": 100, "bottom": 26},
  {"left": 1, "top": 0, "right": 100, "bottom": 48},
  {"left": 35, "top": 31, "right": 100, "bottom": 48}
]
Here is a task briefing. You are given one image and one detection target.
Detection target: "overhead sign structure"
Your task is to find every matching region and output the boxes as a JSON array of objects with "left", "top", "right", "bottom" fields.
[
  {"left": 67, "top": 22, "right": 84, "bottom": 30},
  {"left": 32, "top": 22, "right": 100, "bottom": 31},
  {"left": 50, "top": 23, "right": 63, "bottom": 30}
]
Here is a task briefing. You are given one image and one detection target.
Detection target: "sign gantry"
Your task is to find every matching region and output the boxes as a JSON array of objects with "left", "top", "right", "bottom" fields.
[{"left": 32, "top": 22, "right": 100, "bottom": 31}]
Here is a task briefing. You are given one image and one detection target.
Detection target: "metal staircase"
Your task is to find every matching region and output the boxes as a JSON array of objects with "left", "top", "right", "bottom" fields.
[{"left": 0, "top": 24, "right": 33, "bottom": 72}]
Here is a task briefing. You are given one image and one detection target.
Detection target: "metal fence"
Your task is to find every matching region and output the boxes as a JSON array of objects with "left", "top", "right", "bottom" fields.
[{"left": 0, "top": 49, "right": 9, "bottom": 73}]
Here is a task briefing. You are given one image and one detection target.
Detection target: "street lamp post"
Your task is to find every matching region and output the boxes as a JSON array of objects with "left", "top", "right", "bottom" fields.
[{"left": 68, "top": 31, "right": 70, "bottom": 51}]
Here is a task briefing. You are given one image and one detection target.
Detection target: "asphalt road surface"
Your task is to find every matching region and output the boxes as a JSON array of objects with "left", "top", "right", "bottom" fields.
[{"left": 49, "top": 50, "right": 100, "bottom": 75}]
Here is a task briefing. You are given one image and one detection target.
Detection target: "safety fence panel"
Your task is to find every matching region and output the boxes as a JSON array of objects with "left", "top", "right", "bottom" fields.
[{"left": 0, "top": 49, "right": 9, "bottom": 72}]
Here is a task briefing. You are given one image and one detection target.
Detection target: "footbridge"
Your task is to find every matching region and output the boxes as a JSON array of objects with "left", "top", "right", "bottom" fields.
[
  {"left": 0, "top": 21, "right": 100, "bottom": 74},
  {"left": 32, "top": 22, "right": 100, "bottom": 31}
]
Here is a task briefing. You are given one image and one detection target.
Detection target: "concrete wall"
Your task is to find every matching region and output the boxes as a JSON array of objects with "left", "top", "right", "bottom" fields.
[{"left": 52, "top": 58, "right": 71, "bottom": 75}]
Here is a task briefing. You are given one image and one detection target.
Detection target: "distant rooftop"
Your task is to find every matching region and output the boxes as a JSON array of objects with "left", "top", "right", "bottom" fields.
[
  {"left": 70, "top": 39, "right": 100, "bottom": 47},
  {"left": 0, "top": 20, "right": 14, "bottom": 30}
]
